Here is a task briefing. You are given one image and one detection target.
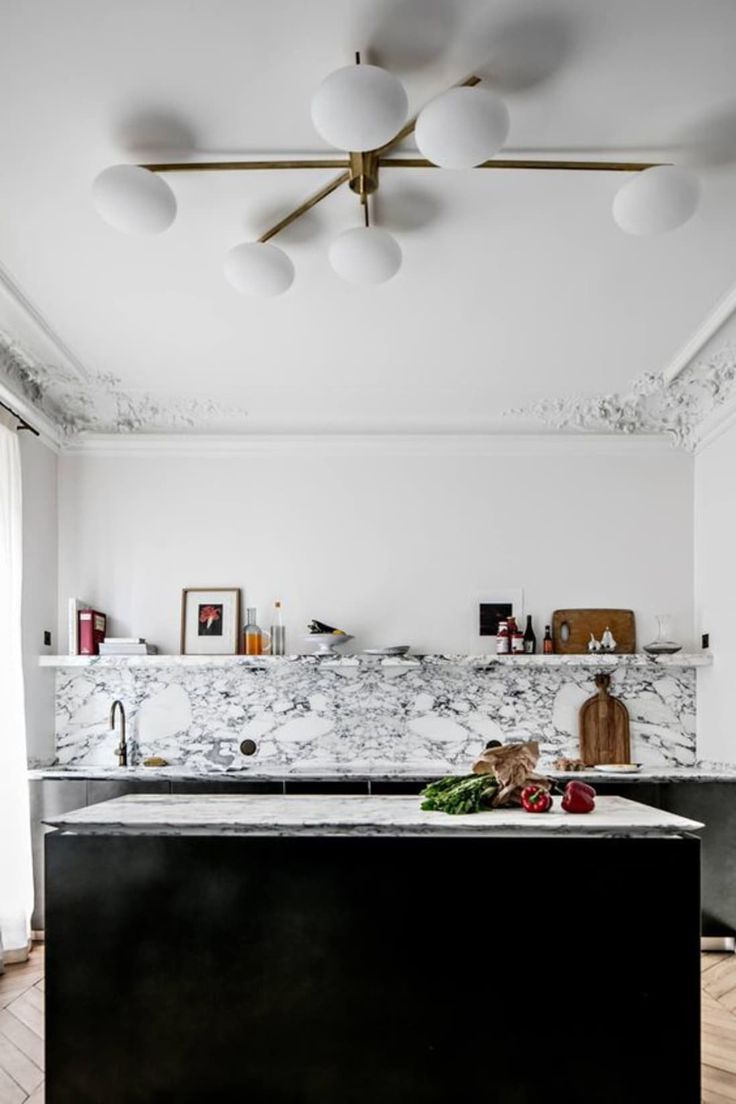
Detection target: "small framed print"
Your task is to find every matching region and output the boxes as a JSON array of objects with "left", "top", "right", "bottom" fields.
[
  {"left": 477, "top": 589, "right": 524, "bottom": 637},
  {"left": 180, "top": 588, "right": 241, "bottom": 655}
]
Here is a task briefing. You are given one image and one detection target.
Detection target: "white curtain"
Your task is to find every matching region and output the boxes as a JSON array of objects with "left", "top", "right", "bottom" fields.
[{"left": 0, "top": 415, "right": 33, "bottom": 967}]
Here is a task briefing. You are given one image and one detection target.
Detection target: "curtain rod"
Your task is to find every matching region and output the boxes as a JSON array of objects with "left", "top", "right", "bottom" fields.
[{"left": 0, "top": 398, "right": 40, "bottom": 437}]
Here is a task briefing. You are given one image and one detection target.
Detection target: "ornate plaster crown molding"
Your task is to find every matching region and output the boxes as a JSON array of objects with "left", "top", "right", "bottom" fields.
[
  {"left": 0, "top": 330, "right": 248, "bottom": 436},
  {"left": 506, "top": 343, "right": 736, "bottom": 451}
]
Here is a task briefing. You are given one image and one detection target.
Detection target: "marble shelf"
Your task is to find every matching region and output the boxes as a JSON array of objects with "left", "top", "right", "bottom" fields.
[{"left": 38, "top": 651, "right": 713, "bottom": 669}]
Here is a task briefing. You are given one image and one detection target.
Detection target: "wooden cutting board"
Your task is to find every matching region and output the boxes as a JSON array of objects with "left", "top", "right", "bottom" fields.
[
  {"left": 552, "top": 609, "right": 636, "bottom": 654},
  {"left": 579, "top": 674, "right": 631, "bottom": 765}
]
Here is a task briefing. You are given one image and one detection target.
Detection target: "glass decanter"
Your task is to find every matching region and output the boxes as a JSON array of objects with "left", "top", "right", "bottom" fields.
[{"left": 643, "top": 614, "right": 682, "bottom": 656}]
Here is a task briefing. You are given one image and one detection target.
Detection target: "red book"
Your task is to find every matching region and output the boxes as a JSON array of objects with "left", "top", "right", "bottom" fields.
[{"left": 78, "top": 609, "right": 107, "bottom": 656}]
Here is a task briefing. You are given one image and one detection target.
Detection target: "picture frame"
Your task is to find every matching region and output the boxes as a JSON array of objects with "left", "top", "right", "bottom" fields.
[
  {"left": 476, "top": 588, "right": 524, "bottom": 637},
  {"left": 180, "top": 588, "right": 241, "bottom": 655}
]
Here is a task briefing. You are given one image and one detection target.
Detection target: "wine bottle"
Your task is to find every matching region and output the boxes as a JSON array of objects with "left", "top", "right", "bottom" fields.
[
  {"left": 523, "top": 615, "right": 536, "bottom": 655},
  {"left": 543, "top": 625, "right": 553, "bottom": 654},
  {"left": 510, "top": 616, "right": 524, "bottom": 655}
]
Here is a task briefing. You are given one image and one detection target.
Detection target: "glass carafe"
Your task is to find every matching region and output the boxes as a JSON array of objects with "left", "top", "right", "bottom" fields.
[{"left": 643, "top": 614, "right": 682, "bottom": 656}]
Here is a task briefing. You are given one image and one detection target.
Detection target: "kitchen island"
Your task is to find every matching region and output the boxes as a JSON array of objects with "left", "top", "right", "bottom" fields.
[{"left": 44, "top": 794, "right": 703, "bottom": 1103}]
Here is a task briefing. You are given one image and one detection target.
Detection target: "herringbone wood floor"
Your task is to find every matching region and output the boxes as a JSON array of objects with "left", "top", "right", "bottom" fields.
[
  {"left": 702, "top": 953, "right": 736, "bottom": 1102},
  {"left": 0, "top": 945, "right": 44, "bottom": 1104},
  {"left": 1, "top": 944, "right": 735, "bottom": 1101}
]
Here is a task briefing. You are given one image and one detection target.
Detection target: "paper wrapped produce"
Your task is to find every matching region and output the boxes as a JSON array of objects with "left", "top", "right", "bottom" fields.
[{"left": 472, "top": 741, "right": 551, "bottom": 807}]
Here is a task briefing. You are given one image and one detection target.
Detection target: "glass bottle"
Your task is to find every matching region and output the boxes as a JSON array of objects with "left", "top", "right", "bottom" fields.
[
  {"left": 243, "top": 607, "right": 264, "bottom": 656},
  {"left": 643, "top": 614, "right": 682, "bottom": 656},
  {"left": 270, "top": 600, "right": 286, "bottom": 656},
  {"left": 543, "top": 625, "right": 553, "bottom": 654},
  {"left": 511, "top": 618, "right": 525, "bottom": 655},
  {"left": 496, "top": 620, "right": 510, "bottom": 655}
]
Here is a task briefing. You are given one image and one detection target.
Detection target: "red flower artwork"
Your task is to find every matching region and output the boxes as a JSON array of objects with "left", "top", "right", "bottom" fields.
[{"left": 199, "top": 605, "right": 221, "bottom": 632}]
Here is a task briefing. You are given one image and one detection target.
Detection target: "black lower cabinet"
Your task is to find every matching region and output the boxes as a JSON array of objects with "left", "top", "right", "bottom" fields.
[
  {"left": 370, "top": 780, "right": 426, "bottom": 794},
  {"left": 283, "top": 781, "right": 369, "bottom": 794},
  {"left": 46, "top": 831, "right": 701, "bottom": 1103},
  {"left": 593, "top": 781, "right": 736, "bottom": 935},
  {"left": 28, "top": 781, "right": 87, "bottom": 930},
  {"left": 658, "top": 783, "right": 736, "bottom": 935},
  {"left": 170, "top": 780, "right": 283, "bottom": 794},
  {"left": 86, "top": 780, "right": 170, "bottom": 804}
]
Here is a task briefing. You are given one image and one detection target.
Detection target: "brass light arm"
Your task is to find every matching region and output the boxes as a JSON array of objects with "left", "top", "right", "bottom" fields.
[
  {"left": 379, "top": 157, "right": 668, "bottom": 172},
  {"left": 258, "top": 169, "right": 351, "bottom": 243},
  {"left": 141, "top": 156, "right": 667, "bottom": 176},
  {"left": 142, "top": 159, "right": 350, "bottom": 173}
]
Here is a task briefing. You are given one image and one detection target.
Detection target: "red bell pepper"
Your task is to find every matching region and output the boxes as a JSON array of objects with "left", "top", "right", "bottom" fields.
[
  {"left": 521, "top": 785, "right": 552, "bottom": 813},
  {"left": 561, "top": 780, "right": 596, "bottom": 814}
]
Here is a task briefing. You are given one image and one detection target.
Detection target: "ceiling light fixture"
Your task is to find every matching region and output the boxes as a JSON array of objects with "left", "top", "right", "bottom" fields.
[
  {"left": 223, "top": 241, "right": 295, "bottom": 297},
  {"left": 612, "top": 164, "right": 701, "bottom": 236},
  {"left": 329, "top": 197, "right": 402, "bottom": 284},
  {"left": 414, "top": 85, "right": 510, "bottom": 169},
  {"left": 92, "top": 52, "right": 701, "bottom": 295},
  {"left": 92, "top": 163, "right": 177, "bottom": 234},
  {"left": 311, "top": 62, "right": 409, "bottom": 152}
]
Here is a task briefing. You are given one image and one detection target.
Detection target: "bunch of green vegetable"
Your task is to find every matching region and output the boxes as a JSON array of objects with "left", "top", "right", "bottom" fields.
[{"left": 420, "top": 774, "right": 498, "bottom": 815}]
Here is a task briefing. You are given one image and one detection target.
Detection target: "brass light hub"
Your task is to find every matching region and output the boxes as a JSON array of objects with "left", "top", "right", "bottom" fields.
[{"left": 348, "top": 151, "right": 380, "bottom": 196}]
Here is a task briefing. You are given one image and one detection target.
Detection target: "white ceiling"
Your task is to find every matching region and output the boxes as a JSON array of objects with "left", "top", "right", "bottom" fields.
[{"left": 2, "top": 0, "right": 736, "bottom": 433}]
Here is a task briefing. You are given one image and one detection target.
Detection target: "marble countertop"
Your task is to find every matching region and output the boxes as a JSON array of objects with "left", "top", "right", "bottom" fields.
[
  {"left": 28, "top": 763, "right": 736, "bottom": 783},
  {"left": 44, "top": 793, "right": 703, "bottom": 836}
]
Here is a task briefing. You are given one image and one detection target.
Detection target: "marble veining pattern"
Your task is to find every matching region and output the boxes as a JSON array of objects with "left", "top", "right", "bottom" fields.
[
  {"left": 43, "top": 793, "right": 704, "bottom": 837},
  {"left": 54, "top": 655, "right": 698, "bottom": 774}
]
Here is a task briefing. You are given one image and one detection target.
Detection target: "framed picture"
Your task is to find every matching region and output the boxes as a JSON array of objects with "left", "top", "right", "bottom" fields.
[
  {"left": 476, "top": 589, "right": 524, "bottom": 636},
  {"left": 180, "top": 588, "right": 241, "bottom": 655}
]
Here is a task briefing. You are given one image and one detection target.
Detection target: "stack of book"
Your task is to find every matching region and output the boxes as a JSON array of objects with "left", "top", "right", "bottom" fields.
[{"left": 98, "top": 638, "right": 158, "bottom": 656}]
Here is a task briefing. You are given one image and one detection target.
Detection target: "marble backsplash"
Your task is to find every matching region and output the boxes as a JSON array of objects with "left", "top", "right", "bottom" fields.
[{"left": 53, "top": 655, "right": 698, "bottom": 775}]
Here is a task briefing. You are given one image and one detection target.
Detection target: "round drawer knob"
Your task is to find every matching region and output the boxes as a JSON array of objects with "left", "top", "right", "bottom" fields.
[{"left": 240, "top": 738, "right": 257, "bottom": 757}]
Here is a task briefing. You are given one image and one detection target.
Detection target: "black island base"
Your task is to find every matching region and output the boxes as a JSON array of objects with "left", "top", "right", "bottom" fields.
[{"left": 44, "top": 793, "right": 703, "bottom": 1103}]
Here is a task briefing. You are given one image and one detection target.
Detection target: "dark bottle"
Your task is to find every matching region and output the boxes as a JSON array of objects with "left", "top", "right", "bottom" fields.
[
  {"left": 523, "top": 616, "right": 536, "bottom": 655},
  {"left": 543, "top": 625, "right": 553, "bottom": 654}
]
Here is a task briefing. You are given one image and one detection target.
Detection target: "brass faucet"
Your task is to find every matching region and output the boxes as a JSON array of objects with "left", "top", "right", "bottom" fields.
[{"left": 110, "top": 700, "right": 128, "bottom": 767}]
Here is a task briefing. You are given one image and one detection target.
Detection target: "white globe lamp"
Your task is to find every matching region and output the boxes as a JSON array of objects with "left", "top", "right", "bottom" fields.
[
  {"left": 415, "top": 86, "right": 510, "bottom": 169},
  {"left": 329, "top": 226, "right": 402, "bottom": 284},
  {"left": 92, "top": 164, "right": 177, "bottom": 234},
  {"left": 224, "top": 242, "right": 295, "bottom": 297},
  {"left": 311, "top": 64, "right": 408, "bottom": 152},
  {"left": 612, "top": 165, "right": 700, "bottom": 235}
]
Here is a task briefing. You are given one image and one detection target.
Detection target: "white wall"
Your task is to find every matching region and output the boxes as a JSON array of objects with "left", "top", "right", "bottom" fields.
[
  {"left": 20, "top": 432, "right": 58, "bottom": 764},
  {"left": 695, "top": 417, "right": 736, "bottom": 763},
  {"left": 57, "top": 439, "right": 694, "bottom": 657}
]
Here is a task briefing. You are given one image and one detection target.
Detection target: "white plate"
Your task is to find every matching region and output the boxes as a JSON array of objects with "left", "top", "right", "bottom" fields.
[
  {"left": 363, "top": 646, "right": 410, "bottom": 656},
  {"left": 593, "top": 763, "right": 642, "bottom": 773}
]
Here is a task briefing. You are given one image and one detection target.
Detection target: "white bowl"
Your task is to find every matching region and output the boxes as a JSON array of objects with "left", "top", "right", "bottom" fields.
[{"left": 303, "top": 633, "right": 353, "bottom": 655}]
